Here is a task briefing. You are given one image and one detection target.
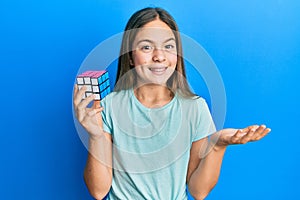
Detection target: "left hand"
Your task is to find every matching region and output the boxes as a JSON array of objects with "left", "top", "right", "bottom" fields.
[{"left": 214, "top": 125, "right": 271, "bottom": 148}]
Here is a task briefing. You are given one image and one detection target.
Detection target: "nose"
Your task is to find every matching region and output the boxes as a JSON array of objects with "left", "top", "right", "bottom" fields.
[{"left": 152, "top": 48, "right": 166, "bottom": 62}]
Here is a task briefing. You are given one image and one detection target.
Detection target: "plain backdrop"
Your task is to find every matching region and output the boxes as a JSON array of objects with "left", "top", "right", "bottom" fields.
[{"left": 0, "top": 0, "right": 299, "bottom": 199}]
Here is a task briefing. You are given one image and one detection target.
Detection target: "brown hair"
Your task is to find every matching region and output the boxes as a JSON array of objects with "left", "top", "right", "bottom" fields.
[{"left": 114, "top": 7, "right": 196, "bottom": 98}]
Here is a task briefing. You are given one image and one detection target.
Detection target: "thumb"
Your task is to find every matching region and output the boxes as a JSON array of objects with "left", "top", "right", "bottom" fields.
[{"left": 93, "top": 100, "right": 101, "bottom": 109}]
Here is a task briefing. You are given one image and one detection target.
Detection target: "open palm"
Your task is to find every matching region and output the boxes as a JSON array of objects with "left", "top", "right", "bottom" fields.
[{"left": 215, "top": 125, "right": 271, "bottom": 147}]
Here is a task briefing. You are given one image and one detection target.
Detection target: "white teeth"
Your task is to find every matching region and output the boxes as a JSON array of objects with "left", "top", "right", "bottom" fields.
[{"left": 149, "top": 67, "right": 167, "bottom": 72}]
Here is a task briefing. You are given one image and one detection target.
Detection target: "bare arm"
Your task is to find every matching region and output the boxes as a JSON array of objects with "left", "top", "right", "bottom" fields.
[
  {"left": 187, "top": 138, "right": 226, "bottom": 200},
  {"left": 187, "top": 125, "right": 271, "bottom": 200},
  {"left": 84, "top": 133, "right": 112, "bottom": 199},
  {"left": 73, "top": 85, "right": 113, "bottom": 199}
]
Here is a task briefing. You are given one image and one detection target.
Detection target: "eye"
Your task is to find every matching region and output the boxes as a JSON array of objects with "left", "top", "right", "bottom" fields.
[
  {"left": 164, "top": 44, "right": 176, "bottom": 51},
  {"left": 141, "top": 45, "right": 152, "bottom": 50},
  {"left": 138, "top": 44, "right": 154, "bottom": 52}
]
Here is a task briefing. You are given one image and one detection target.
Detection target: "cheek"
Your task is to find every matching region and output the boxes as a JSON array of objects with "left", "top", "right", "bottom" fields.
[
  {"left": 168, "top": 54, "right": 177, "bottom": 68},
  {"left": 133, "top": 52, "right": 151, "bottom": 66}
]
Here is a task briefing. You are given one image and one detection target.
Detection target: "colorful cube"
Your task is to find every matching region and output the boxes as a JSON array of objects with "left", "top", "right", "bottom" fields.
[{"left": 76, "top": 70, "right": 111, "bottom": 100}]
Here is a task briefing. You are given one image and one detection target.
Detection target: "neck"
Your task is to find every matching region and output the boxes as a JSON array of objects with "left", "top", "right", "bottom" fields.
[{"left": 134, "top": 84, "right": 174, "bottom": 108}]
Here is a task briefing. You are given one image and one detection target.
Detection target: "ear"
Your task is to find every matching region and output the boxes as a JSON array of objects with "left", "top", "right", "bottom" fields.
[{"left": 129, "top": 59, "right": 134, "bottom": 66}]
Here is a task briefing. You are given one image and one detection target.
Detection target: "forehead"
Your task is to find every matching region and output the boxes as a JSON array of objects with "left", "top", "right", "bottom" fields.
[{"left": 134, "top": 19, "right": 175, "bottom": 43}]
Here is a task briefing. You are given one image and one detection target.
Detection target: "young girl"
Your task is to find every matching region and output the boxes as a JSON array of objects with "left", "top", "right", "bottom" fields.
[{"left": 73, "top": 7, "right": 271, "bottom": 200}]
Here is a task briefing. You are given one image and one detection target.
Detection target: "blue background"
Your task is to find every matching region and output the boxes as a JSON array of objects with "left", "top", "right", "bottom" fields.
[{"left": 1, "top": 0, "right": 299, "bottom": 199}]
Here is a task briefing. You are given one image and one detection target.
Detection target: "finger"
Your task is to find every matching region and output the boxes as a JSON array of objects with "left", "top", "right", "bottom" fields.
[
  {"left": 73, "top": 84, "right": 79, "bottom": 107},
  {"left": 240, "top": 128, "right": 256, "bottom": 144},
  {"left": 81, "top": 108, "right": 104, "bottom": 127},
  {"left": 249, "top": 124, "right": 259, "bottom": 130},
  {"left": 241, "top": 125, "right": 259, "bottom": 133},
  {"left": 77, "top": 93, "right": 95, "bottom": 111},
  {"left": 94, "top": 107, "right": 104, "bottom": 125},
  {"left": 254, "top": 127, "right": 271, "bottom": 141},
  {"left": 93, "top": 100, "right": 101, "bottom": 109},
  {"left": 231, "top": 129, "right": 244, "bottom": 143},
  {"left": 73, "top": 84, "right": 78, "bottom": 98},
  {"left": 252, "top": 125, "right": 266, "bottom": 139},
  {"left": 74, "top": 85, "right": 87, "bottom": 107},
  {"left": 87, "top": 107, "right": 104, "bottom": 117}
]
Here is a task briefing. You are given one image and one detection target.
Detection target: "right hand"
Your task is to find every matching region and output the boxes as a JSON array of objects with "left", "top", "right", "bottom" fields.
[{"left": 73, "top": 84, "right": 104, "bottom": 139}]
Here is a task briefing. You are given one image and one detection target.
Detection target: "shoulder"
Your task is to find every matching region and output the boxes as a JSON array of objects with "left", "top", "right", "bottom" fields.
[
  {"left": 176, "top": 93, "right": 208, "bottom": 109},
  {"left": 175, "top": 94, "right": 211, "bottom": 121}
]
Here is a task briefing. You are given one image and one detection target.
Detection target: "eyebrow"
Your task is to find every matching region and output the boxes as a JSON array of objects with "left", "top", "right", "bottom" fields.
[{"left": 136, "top": 38, "right": 176, "bottom": 45}]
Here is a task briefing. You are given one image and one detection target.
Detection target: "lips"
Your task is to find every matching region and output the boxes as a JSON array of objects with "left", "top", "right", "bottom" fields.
[{"left": 148, "top": 67, "right": 168, "bottom": 75}]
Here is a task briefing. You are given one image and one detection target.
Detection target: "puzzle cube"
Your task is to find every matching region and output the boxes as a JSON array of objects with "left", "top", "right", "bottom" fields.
[{"left": 76, "top": 70, "right": 111, "bottom": 100}]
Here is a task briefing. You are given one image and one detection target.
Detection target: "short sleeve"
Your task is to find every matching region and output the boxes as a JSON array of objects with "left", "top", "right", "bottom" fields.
[
  {"left": 193, "top": 98, "right": 216, "bottom": 142},
  {"left": 100, "top": 95, "right": 113, "bottom": 134}
]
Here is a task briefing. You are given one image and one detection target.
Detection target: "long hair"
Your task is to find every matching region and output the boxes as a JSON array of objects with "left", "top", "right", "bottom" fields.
[{"left": 114, "top": 7, "right": 196, "bottom": 98}]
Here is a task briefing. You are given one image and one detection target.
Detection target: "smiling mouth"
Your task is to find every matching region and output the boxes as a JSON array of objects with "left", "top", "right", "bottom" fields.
[{"left": 148, "top": 67, "right": 168, "bottom": 74}]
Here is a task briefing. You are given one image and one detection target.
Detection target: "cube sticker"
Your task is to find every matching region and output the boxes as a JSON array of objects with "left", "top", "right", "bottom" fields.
[{"left": 76, "top": 70, "right": 111, "bottom": 100}]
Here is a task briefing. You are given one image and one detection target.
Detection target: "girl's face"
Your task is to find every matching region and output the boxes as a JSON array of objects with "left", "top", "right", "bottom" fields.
[{"left": 131, "top": 19, "right": 178, "bottom": 86}]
